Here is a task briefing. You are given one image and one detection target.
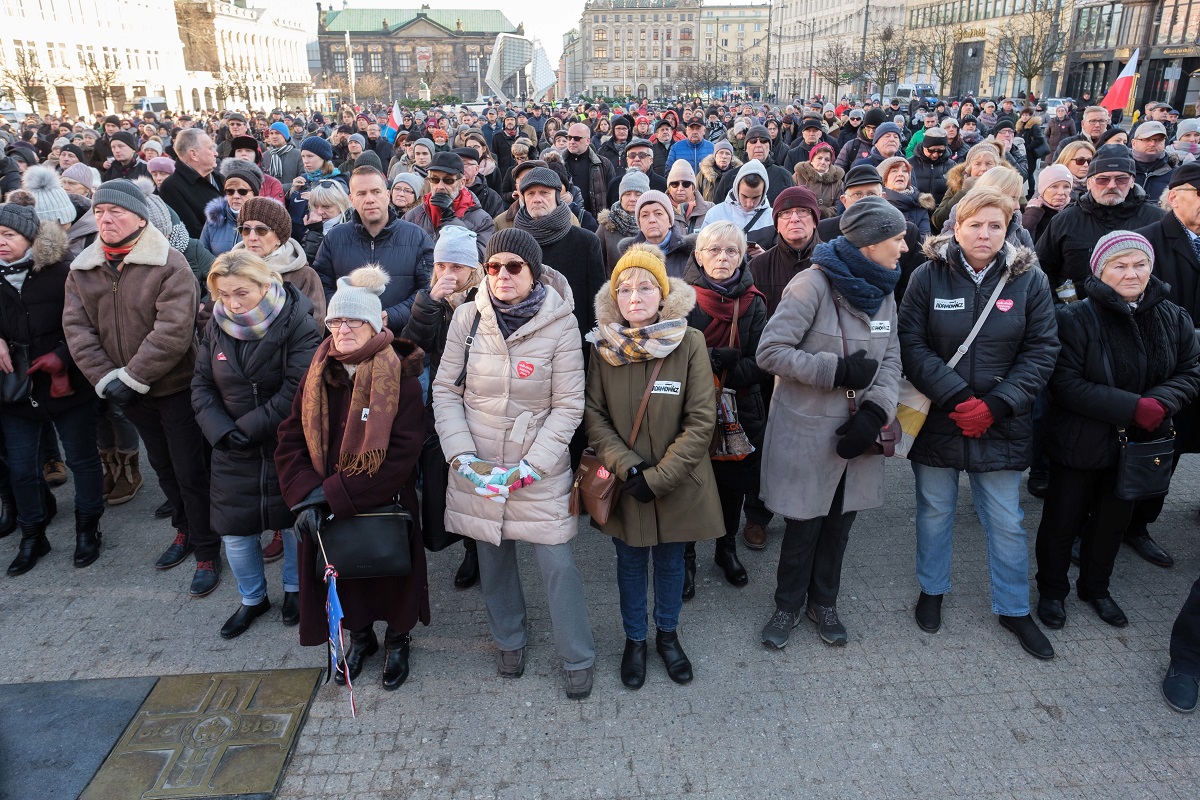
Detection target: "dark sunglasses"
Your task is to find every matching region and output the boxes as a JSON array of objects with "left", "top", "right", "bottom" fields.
[
  {"left": 315, "top": 179, "right": 341, "bottom": 189},
  {"left": 747, "top": 137, "right": 770, "bottom": 144},
  {"left": 668, "top": 180, "right": 693, "bottom": 188},
  {"left": 427, "top": 175, "right": 458, "bottom": 185},
  {"left": 567, "top": 135, "right": 586, "bottom": 141},
  {"left": 225, "top": 187, "right": 253, "bottom": 196},
  {"left": 924, "top": 147, "right": 946, "bottom": 154},
  {"left": 1072, "top": 157, "right": 1093, "bottom": 166},
  {"left": 484, "top": 259, "right": 527, "bottom": 276},
  {"left": 236, "top": 224, "right": 272, "bottom": 236}
]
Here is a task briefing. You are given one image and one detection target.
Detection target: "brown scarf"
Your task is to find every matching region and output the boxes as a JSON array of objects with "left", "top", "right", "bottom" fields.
[{"left": 301, "top": 329, "right": 402, "bottom": 478}]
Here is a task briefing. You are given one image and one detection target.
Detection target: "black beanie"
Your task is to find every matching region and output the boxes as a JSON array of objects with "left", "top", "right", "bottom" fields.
[
  {"left": 485, "top": 227, "right": 543, "bottom": 280},
  {"left": 1088, "top": 143, "right": 1135, "bottom": 177}
]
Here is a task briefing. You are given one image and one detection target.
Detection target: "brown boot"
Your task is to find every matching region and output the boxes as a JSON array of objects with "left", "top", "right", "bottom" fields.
[
  {"left": 99, "top": 448, "right": 118, "bottom": 499},
  {"left": 107, "top": 449, "right": 144, "bottom": 505}
]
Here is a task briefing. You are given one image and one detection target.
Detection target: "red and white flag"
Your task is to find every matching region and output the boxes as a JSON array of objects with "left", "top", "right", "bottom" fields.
[{"left": 1100, "top": 49, "right": 1140, "bottom": 113}]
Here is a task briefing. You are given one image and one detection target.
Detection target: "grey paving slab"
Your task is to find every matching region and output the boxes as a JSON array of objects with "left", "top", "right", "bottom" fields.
[{"left": 0, "top": 457, "right": 1197, "bottom": 798}]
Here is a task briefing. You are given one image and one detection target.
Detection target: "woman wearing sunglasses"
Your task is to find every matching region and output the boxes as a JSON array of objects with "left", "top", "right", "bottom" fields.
[
  {"left": 432, "top": 228, "right": 596, "bottom": 700},
  {"left": 201, "top": 159, "right": 263, "bottom": 257},
  {"left": 1055, "top": 139, "right": 1097, "bottom": 198}
]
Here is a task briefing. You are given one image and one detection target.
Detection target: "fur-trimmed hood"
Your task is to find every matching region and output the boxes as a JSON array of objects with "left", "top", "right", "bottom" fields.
[
  {"left": 698, "top": 153, "right": 742, "bottom": 183},
  {"left": 885, "top": 186, "right": 936, "bottom": 212},
  {"left": 393, "top": 337, "right": 426, "bottom": 378},
  {"left": 593, "top": 275, "right": 696, "bottom": 328},
  {"left": 920, "top": 229, "right": 1037, "bottom": 281},
  {"left": 71, "top": 224, "right": 172, "bottom": 271},
  {"left": 597, "top": 207, "right": 639, "bottom": 235},
  {"left": 794, "top": 162, "right": 845, "bottom": 185},
  {"left": 22, "top": 221, "right": 70, "bottom": 271},
  {"left": 204, "top": 196, "right": 235, "bottom": 226}
]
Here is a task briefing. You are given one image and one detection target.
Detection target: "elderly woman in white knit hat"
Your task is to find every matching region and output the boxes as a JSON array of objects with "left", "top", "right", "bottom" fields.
[
  {"left": 666, "top": 159, "right": 711, "bottom": 233},
  {"left": 1034, "top": 231, "right": 1200, "bottom": 634},
  {"left": 275, "top": 264, "right": 430, "bottom": 691},
  {"left": 619, "top": 189, "right": 697, "bottom": 279},
  {"left": 597, "top": 169, "right": 648, "bottom": 273},
  {"left": 1022, "top": 164, "right": 1075, "bottom": 243}
]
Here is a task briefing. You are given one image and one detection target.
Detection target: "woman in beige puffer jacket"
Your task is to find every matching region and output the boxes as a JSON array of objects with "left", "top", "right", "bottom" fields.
[{"left": 432, "top": 227, "right": 596, "bottom": 700}]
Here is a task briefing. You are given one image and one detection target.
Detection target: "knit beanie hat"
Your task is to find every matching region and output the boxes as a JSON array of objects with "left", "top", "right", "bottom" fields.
[
  {"left": 863, "top": 108, "right": 887, "bottom": 128},
  {"left": 62, "top": 162, "right": 98, "bottom": 189},
  {"left": 60, "top": 143, "right": 85, "bottom": 162},
  {"left": 354, "top": 151, "right": 383, "bottom": 172},
  {"left": 1090, "top": 230, "right": 1154, "bottom": 277},
  {"left": 772, "top": 186, "right": 820, "bottom": 225},
  {"left": 1088, "top": 143, "right": 1135, "bottom": 177},
  {"left": 348, "top": 133, "right": 367, "bottom": 149},
  {"left": 300, "top": 135, "right": 333, "bottom": 162},
  {"left": 269, "top": 122, "right": 291, "bottom": 140},
  {"left": 22, "top": 165, "right": 76, "bottom": 225},
  {"left": 872, "top": 122, "right": 903, "bottom": 144},
  {"left": 141, "top": 140, "right": 163, "bottom": 156},
  {"left": 1176, "top": 118, "right": 1200, "bottom": 138},
  {"left": 412, "top": 137, "right": 435, "bottom": 154},
  {"left": 326, "top": 265, "right": 390, "bottom": 333},
  {"left": 391, "top": 172, "right": 425, "bottom": 196},
  {"left": 921, "top": 128, "right": 949, "bottom": 147},
  {"left": 147, "top": 156, "right": 175, "bottom": 175},
  {"left": 618, "top": 168, "right": 650, "bottom": 196},
  {"left": 110, "top": 130, "right": 138, "bottom": 151},
  {"left": 839, "top": 195, "right": 907, "bottom": 247},
  {"left": 485, "top": 227, "right": 543, "bottom": 280},
  {"left": 238, "top": 197, "right": 292, "bottom": 244},
  {"left": 1037, "top": 164, "right": 1075, "bottom": 194},
  {"left": 0, "top": 200, "right": 40, "bottom": 242},
  {"left": 93, "top": 179, "right": 149, "bottom": 219},
  {"left": 610, "top": 241, "right": 669, "bottom": 299},
  {"left": 666, "top": 159, "right": 696, "bottom": 184},
  {"left": 876, "top": 156, "right": 911, "bottom": 183},
  {"left": 220, "top": 159, "right": 263, "bottom": 194},
  {"left": 433, "top": 225, "right": 478, "bottom": 267},
  {"left": 714, "top": 140, "right": 734, "bottom": 155},
  {"left": 634, "top": 190, "right": 674, "bottom": 224}
]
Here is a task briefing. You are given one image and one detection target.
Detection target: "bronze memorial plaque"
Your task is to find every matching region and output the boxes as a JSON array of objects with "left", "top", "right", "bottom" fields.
[{"left": 81, "top": 669, "right": 322, "bottom": 800}]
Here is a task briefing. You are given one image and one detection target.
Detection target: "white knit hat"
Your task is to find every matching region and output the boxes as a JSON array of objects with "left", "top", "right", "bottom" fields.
[
  {"left": 327, "top": 265, "right": 390, "bottom": 333},
  {"left": 22, "top": 166, "right": 76, "bottom": 225},
  {"left": 433, "top": 225, "right": 478, "bottom": 267}
]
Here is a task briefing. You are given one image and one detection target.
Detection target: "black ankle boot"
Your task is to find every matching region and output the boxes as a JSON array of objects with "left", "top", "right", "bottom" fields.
[
  {"left": 381, "top": 629, "right": 411, "bottom": 690},
  {"left": 8, "top": 520, "right": 50, "bottom": 576},
  {"left": 455, "top": 538, "right": 479, "bottom": 589},
  {"left": 73, "top": 510, "right": 103, "bottom": 568},
  {"left": 0, "top": 491, "right": 15, "bottom": 539},
  {"left": 682, "top": 543, "right": 696, "bottom": 600},
  {"left": 621, "top": 638, "right": 647, "bottom": 689},
  {"left": 713, "top": 532, "right": 748, "bottom": 587},
  {"left": 655, "top": 629, "right": 693, "bottom": 684},
  {"left": 333, "top": 627, "right": 379, "bottom": 685}
]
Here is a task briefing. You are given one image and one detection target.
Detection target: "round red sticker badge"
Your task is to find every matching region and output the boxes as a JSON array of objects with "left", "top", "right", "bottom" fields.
[
  {"left": 516, "top": 361, "right": 535, "bottom": 378},
  {"left": 596, "top": 466, "right": 610, "bottom": 479}
]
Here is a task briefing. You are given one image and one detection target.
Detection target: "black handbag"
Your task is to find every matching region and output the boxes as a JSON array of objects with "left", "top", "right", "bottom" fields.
[
  {"left": 314, "top": 502, "right": 413, "bottom": 580},
  {"left": 419, "top": 429, "right": 461, "bottom": 552},
  {"left": 0, "top": 342, "right": 31, "bottom": 405}
]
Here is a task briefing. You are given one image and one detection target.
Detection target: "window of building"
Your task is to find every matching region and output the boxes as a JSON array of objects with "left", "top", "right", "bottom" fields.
[
  {"left": 333, "top": 52, "right": 346, "bottom": 72},
  {"left": 398, "top": 52, "right": 410, "bottom": 70},
  {"left": 666, "top": 65, "right": 671, "bottom": 76},
  {"left": 595, "top": 28, "right": 607, "bottom": 40},
  {"left": 353, "top": 53, "right": 364, "bottom": 72},
  {"left": 666, "top": 47, "right": 671, "bottom": 56},
  {"left": 468, "top": 54, "right": 478, "bottom": 71},
  {"left": 369, "top": 52, "right": 382, "bottom": 71},
  {"left": 441, "top": 55, "right": 452, "bottom": 71},
  {"left": 721, "top": 38, "right": 728, "bottom": 46},
  {"left": 680, "top": 46, "right": 692, "bottom": 58},
  {"left": 738, "top": 24, "right": 745, "bottom": 31},
  {"left": 594, "top": 46, "right": 608, "bottom": 59}
]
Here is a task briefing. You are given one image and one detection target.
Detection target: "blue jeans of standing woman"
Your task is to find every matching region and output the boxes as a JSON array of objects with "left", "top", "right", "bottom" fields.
[
  {"left": 0, "top": 402, "right": 104, "bottom": 524},
  {"left": 613, "top": 539, "right": 686, "bottom": 640},
  {"left": 912, "top": 463, "right": 1031, "bottom": 616},
  {"left": 222, "top": 528, "right": 298, "bottom": 605}
]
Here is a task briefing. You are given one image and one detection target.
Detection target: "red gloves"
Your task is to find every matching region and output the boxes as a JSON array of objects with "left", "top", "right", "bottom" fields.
[
  {"left": 27, "top": 352, "right": 73, "bottom": 398},
  {"left": 1132, "top": 397, "right": 1167, "bottom": 431},
  {"left": 949, "top": 397, "right": 994, "bottom": 438}
]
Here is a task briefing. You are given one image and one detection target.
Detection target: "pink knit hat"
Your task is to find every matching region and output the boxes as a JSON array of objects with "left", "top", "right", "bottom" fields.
[
  {"left": 1090, "top": 230, "right": 1154, "bottom": 276},
  {"left": 1036, "top": 163, "right": 1074, "bottom": 194}
]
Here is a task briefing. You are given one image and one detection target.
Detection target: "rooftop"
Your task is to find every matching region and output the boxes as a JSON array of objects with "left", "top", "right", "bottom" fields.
[{"left": 322, "top": 7, "right": 517, "bottom": 34}]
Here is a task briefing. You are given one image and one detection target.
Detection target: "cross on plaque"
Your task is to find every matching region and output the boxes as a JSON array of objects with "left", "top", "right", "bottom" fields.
[{"left": 116, "top": 672, "right": 306, "bottom": 799}]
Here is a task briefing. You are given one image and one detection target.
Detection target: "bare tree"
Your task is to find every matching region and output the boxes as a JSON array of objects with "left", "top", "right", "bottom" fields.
[
  {"left": 813, "top": 38, "right": 862, "bottom": 100},
  {"left": 355, "top": 74, "right": 388, "bottom": 104},
  {"left": 995, "top": 0, "right": 1067, "bottom": 98},
  {"left": 81, "top": 53, "right": 122, "bottom": 113},
  {"left": 910, "top": 25, "right": 958, "bottom": 96},
  {"left": 221, "top": 63, "right": 253, "bottom": 109},
  {"left": 863, "top": 24, "right": 907, "bottom": 93},
  {"left": 0, "top": 48, "right": 53, "bottom": 113}
]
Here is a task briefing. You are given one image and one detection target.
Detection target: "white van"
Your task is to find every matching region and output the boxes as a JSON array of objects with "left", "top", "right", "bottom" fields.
[
  {"left": 893, "top": 84, "right": 936, "bottom": 102},
  {"left": 125, "top": 96, "right": 170, "bottom": 114}
]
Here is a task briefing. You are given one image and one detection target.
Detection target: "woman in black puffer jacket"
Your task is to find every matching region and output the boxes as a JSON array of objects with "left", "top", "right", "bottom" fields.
[
  {"left": 1035, "top": 232, "right": 1200, "bottom": 632},
  {"left": 681, "top": 220, "right": 768, "bottom": 599},
  {"left": 192, "top": 250, "right": 320, "bottom": 639}
]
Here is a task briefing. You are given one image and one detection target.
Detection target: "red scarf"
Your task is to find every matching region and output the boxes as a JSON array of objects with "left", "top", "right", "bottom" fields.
[
  {"left": 693, "top": 281, "right": 764, "bottom": 348},
  {"left": 101, "top": 230, "right": 144, "bottom": 273},
  {"left": 423, "top": 188, "right": 476, "bottom": 228}
]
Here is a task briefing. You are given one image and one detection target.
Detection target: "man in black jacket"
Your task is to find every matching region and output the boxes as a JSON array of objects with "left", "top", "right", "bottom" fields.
[
  {"left": 714, "top": 125, "right": 793, "bottom": 204},
  {"left": 158, "top": 128, "right": 224, "bottom": 239},
  {"left": 605, "top": 138, "right": 666, "bottom": 206},
  {"left": 908, "top": 128, "right": 953, "bottom": 205},
  {"left": 454, "top": 147, "right": 506, "bottom": 218}
]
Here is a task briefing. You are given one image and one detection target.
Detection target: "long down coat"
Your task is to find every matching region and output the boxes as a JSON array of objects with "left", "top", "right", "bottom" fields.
[
  {"left": 432, "top": 267, "right": 585, "bottom": 546},
  {"left": 583, "top": 279, "right": 723, "bottom": 547}
]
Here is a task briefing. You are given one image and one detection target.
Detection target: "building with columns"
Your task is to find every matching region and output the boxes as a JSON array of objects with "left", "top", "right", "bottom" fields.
[
  {"left": 697, "top": 3, "right": 770, "bottom": 98},
  {"left": 577, "top": 0, "right": 703, "bottom": 99}
]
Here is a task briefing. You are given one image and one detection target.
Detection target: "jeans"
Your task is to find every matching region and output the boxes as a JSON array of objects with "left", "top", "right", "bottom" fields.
[
  {"left": 95, "top": 399, "right": 140, "bottom": 451},
  {"left": 0, "top": 402, "right": 104, "bottom": 524},
  {"left": 222, "top": 534, "right": 267, "bottom": 605},
  {"left": 912, "top": 463, "right": 1031, "bottom": 616},
  {"left": 40, "top": 424, "right": 61, "bottom": 463},
  {"left": 1035, "top": 465, "right": 1132, "bottom": 601},
  {"left": 281, "top": 527, "right": 299, "bottom": 593},
  {"left": 774, "top": 473, "right": 857, "bottom": 612},
  {"left": 613, "top": 538, "right": 686, "bottom": 640},
  {"left": 1171, "top": 572, "right": 1200, "bottom": 676}
]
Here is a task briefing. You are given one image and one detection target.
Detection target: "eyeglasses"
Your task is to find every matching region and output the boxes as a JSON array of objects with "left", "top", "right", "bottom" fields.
[
  {"left": 236, "top": 224, "right": 272, "bottom": 237},
  {"left": 616, "top": 285, "right": 660, "bottom": 299},
  {"left": 1092, "top": 174, "right": 1132, "bottom": 187},
  {"left": 225, "top": 187, "right": 253, "bottom": 197},
  {"left": 1071, "top": 157, "right": 1093, "bottom": 166},
  {"left": 484, "top": 259, "right": 527, "bottom": 276},
  {"left": 427, "top": 175, "right": 458, "bottom": 185},
  {"left": 703, "top": 246, "right": 741, "bottom": 258},
  {"left": 924, "top": 147, "right": 946, "bottom": 155},
  {"left": 777, "top": 209, "right": 811, "bottom": 222},
  {"left": 845, "top": 189, "right": 882, "bottom": 201},
  {"left": 326, "top": 318, "right": 366, "bottom": 331},
  {"left": 626, "top": 151, "right": 651, "bottom": 160},
  {"left": 567, "top": 135, "right": 586, "bottom": 141},
  {"left": 668, "top": 180, "right": 694, "bottom": 188}
]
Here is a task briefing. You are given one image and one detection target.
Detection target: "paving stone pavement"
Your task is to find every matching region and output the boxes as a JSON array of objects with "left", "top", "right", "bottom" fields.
[{"left": 0, "top": 456, "right": 1197, "bottom": 799}]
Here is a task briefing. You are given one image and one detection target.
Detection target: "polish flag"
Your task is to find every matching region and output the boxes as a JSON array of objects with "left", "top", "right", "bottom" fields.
[{"left": 1100, "top": 49, "right": 1139, "bottom": 113}]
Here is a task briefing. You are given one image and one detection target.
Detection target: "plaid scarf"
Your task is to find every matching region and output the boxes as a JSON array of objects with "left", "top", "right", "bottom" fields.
[
  {"left": 588, "top": 316, "right": 689, "bottom": 366},
  {"left": 606, "top": 203, "right": 640, "bottom": 237},
  {"left": 213, "top": 282, "right": 285, "bottom": 341},
  {"left": 301, "top": 330, "right": 402, "bottom": 479}
]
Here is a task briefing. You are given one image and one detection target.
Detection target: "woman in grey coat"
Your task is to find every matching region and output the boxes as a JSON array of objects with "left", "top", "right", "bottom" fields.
[{"left": 756, "top": 196, "right": 904, "bottom": 650}]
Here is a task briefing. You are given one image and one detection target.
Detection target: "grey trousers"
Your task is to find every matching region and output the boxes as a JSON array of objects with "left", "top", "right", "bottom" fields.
[{"left": 475, "top": 538, "right": 596, "bottom": 671}]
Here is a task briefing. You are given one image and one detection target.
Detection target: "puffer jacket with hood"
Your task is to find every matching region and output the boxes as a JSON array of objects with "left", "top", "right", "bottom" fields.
[
  {"left": 200, "top": 197, "right": 240, "bottom": 257},
  {"left": 1133, "top": 151, "right": 1178, "bottom": 203},
  {"left": 793, "top": 162, "right": 845, "bottom": 218},
  {"left": 713, "top": 155, "right": 794, "bottom": 205},
  {"left": 898, "top": 232, "right": 1059, "bottom": 473},
  {"left": 884, "top": 186, "right": 934, "bottom": 240},
  {"left": 596, "top": 207, "right": 638, "bottom": 273},
  {"left": 908, "top": 150, "right": 953, "bottom": 204},
  {"left": 696, "top": 152, "right": 742, "bottom": 203},
  {"left": 617, "top": 219, "right": 697, "bottom": 280},
  {"left": 229, "top": 238, "right": 327, "bottom": 328},
  {"left": 700, "top": 161, "right": 777, "bottom": 251},
  {"left": 431, "top": 266, "right": 585, "bottom": 546}
]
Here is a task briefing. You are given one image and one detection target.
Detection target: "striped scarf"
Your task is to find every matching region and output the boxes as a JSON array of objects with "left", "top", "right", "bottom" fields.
[
  {"left": 588, "top": 316, "right": 689, "bottom": 366},
  {"left": 213, "top": 282, "right": 285, "bottom": 341}
]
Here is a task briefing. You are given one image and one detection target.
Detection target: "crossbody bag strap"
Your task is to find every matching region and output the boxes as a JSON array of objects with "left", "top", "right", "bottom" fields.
[
  {"left": 627, "top": 359, "right": 666, "bottom": 446},
  {"left": 742, "top": 206, "right": 768, "bottom": 235},
  {"left": 947, "top": 270, "right": 1009, "bottom": 369},
  {"left": 454, "top": 311, "right": 483, "bottom": 387},
  {"left": 1085, "top": 301, "right": 1116, "bottom": 387},
  {"left": 716, "top": 297, "right": 741, "bottom": 390}
]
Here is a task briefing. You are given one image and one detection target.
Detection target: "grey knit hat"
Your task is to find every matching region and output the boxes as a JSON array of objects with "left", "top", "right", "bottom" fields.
[
  {"left": 839, "top": 195, "right": 907, "bottom": 247},
  {"left": 220, "top": 159, "right": 263, "bottom": 194},
  {"left": 618, "top": 168, "right": 650, "bottom": 196},
  {"left": 433, "top": 225, "right": 478, "bottom": 266},
  {"left": 326, "top": 265, "right": 390, "bottom": 334},
  {"left": 93, "top": 179, "right": 149, "bottom": 219},
  {"left": 61, "top": 163, "right": 97, "bottom": 189},
  {"left": 348, "top": 133, "right": 367, "bottom": 148},
  {"left": 23, "top": 165, "right": 76, "bottom": 225},
  {"left": 412, "top": 137, "right": 435, "bottom": 154},
  {"left": 634, "top": 190, "right": 674, "bottom": 224},
  {"left": 391, "top": 172, "right": 425, "bottom": 196},
  {"left": 0, "top": 202, "right": 40, "bottom": 242},
  {"left": 485, "top": 227, "right": 543, "bottom": 280}
]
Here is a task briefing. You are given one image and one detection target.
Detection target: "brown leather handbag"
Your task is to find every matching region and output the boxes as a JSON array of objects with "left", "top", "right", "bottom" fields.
[{"left": 570, "top": 360, "right": 664, "bottom": 525}]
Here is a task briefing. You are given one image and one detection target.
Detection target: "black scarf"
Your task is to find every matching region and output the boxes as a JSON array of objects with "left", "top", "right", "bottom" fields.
[
  {"left": 1087, "top": 276, "right": 1174, "bottom": 393},
  {"left": 515, "top": 201, "right": 572, "bottom": 247},
  {"left": 489, "top": 280, "right": 548, "bottom": 339}
]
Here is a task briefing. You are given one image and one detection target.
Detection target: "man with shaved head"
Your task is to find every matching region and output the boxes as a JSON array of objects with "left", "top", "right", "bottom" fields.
[{"left": 563, "top": 121, "right": 615, "bottom": 216}]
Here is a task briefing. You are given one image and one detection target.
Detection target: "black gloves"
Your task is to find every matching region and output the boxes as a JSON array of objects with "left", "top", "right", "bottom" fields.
[
  {"left": 835, "top": 400, "right": 888, "bottom": 460},
  {"left": 833, "top": 349, "right": 879, "bottom": 390},
  {"left": 216, "top": 430, "right": 253, "bottom": 451},
  {"left": 429, "top": 191, "right": 455, "bottom": 212},
  {"left": 104, "top": 378, "right": 137, "bottom": 407},
  {"left": 710, "top": 347, "right": 741, "bottom": 373},
  {"left": 623, "top": 462, "right": 656, "bottom": 504},
  {"left": 291, "top": 486, "right": 328, "bottom": 541}
]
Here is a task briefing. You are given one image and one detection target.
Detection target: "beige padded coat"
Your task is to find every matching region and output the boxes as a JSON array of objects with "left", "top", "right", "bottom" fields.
[{"left": 432, "top": 266, "right": 585, "bottom": 545}]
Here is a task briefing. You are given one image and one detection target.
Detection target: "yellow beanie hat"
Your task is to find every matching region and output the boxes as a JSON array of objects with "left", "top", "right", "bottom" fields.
[{"left": 610, "top": 241, "right": 670, "bottom": 299}]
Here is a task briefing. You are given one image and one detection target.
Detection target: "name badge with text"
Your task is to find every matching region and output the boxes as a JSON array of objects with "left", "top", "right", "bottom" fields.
[
  {"left": 870, "top": 320, "right": 891, "bottom": 333},
  {"left": 651, "top": 380, "right": 682, "bottom": 395},
  {"left": 933, "top": 298, "right": 965, "bottom": 311}
]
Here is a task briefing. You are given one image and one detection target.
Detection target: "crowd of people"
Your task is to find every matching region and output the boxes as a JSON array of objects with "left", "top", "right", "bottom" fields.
[{"left": 1, "top": 89, "right": 1200, "bottom": 713}]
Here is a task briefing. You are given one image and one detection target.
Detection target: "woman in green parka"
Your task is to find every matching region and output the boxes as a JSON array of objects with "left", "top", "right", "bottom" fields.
[{"left": 584, "top": 243, "right": 723, "bottom": 691}]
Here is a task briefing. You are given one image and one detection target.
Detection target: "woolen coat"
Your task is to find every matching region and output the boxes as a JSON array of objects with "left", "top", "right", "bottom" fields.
[
  {"left": 192, "top": 285, "right": 321, "bottom": 537},
  {"left": 432, "top": 267, "right": 585, "bottom": 546},
  {"left": 755, "top": 264, "right": 902, "bottom": 521},
  {"left": 583, "top": 279, "right": 723, "bottom": 546}
]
